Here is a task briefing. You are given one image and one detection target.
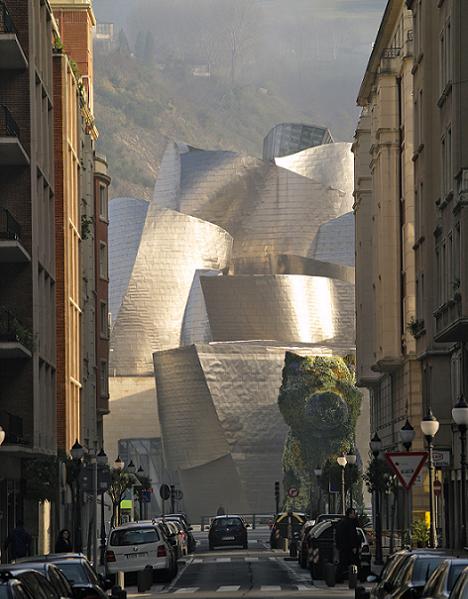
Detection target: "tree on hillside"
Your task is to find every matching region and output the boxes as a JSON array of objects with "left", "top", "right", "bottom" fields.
[
  {"left": 135, "top": 31, "right": 145, "bottom": 62},
  {"left": 143, "top": 31, "right": 156, "bottom": 65},
  {"left": 117, "top": 29, "right": 130, "bottom": 55}
]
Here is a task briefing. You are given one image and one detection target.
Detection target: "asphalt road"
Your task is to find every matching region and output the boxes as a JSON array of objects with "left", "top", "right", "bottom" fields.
[{"left": 127, "top": 529, "right": 354, "bottom": 599}]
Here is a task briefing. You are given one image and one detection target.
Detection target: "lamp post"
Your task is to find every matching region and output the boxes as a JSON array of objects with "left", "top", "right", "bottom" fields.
[
  {"left": 113, "top": 455, "right": 124, "bottom": 526},
  {"left": 314, "top": 465, "right": 322, "bottom": 515},
  {"left": 420, "top": 408, "right": 440, "bottom": 548},
  {"left": 0, "top": 426, "right": 5, "bottom": 446},
  {"left": 452, "top": 395, "right": 468, "bottom": 549},
  {"left": 370, "top": 432, "right": 383, "bottom": 565},
  {"left": 337, "top": 453, "right": 347, "bottom": 515},
  {"left": 137, "top": 466, "right": 145, "bottom": 520},
  {"left": 70, "top": 440, "right": 85, "bottom": 552},
  {"left": 346, "top": 448, "right": 357, "bottom": 509},
  {"left": 97, "top": 448, "right": 108, "bottom": 566},
  {"left": 399, "top": 419, "right": 416, "bottom": 547}
]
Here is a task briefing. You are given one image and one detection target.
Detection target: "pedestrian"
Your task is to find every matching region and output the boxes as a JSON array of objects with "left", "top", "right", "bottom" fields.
[
  {"left": 55, "top": 529, "right": 72, "bottom": 553},
  {"left": 3, "top": 520, "right": 32, "bottom": 562},
  {"left": 335, "top": 508, "right": 361, "bottom": 582}
]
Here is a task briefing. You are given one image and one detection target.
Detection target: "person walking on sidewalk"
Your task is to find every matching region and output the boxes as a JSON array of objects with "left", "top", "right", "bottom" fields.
[
  {"left": 3, "top": 520, "right": 32, "bottom": 562},
  {"left": 335, "top": 508, "right": 361, "bottom": 582}
]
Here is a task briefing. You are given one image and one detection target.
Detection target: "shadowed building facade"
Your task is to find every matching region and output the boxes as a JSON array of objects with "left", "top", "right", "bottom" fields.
[{"left": 106, "top": 127, "right": 366, "bottom": 519}]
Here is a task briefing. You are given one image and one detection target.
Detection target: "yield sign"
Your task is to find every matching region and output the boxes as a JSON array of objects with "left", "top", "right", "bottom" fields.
[{"left": 385, "top": 452, "right": 428, "bottom": 490}]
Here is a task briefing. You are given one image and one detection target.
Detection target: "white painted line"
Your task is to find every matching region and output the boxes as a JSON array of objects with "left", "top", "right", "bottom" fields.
[
  {"left": 268, "top": 556, "right": 278, "bottom": 561},
  {"left": 192, "top": 558, "right": 203, "bottom": 564},
  {"left": 296, "top": 584, "right": 311, "bottom": 591},
  {"left": 217, "top": 586, "right": 240, "bottom": 592},
  {"left": 216, "top": 557, "right": 231, "bottom": 563},
  {"left": 244, "top": 557, "right": 259, "bottom": 562},
  {"left": 174, "top": 589, "right": 199, "bottom": 594},
  {"left": 260, "top": 586, "right": 281, "bottom": 591}
]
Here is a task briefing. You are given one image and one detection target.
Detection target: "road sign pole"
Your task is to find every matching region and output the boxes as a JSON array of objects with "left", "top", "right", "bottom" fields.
[{"left": 427, "top": 441, "right": 437, "bottom": 548}]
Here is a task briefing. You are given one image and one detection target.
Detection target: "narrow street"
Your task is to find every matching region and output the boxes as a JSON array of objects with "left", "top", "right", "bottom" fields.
[{"left": 127, "top": 529, "right": 354, "bottom": 599}]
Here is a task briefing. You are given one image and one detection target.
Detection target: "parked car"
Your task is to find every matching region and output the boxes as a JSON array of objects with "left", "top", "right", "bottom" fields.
[
  {"left": 387, "top": 553, "right": 449, "bottom": 599},
  {"left": 1, "top": 563, "right": 72, "bottom": 599},
  {"left": 164, "top": 520, "right": 187, "bottom": 558},
  {"left": 305, "top": 519, "right": 371, "bottom": 581},
  {"left": 105, "top": 521, "right": 178, "bottom": 582},
  {"left": 208, "top": 516, "right": 248, "bottom": 550},
  {"left": 0, "top": 571, "right": 34, "bottom": 599},
  {"left": 448, "top": 566, "right": 468, "bottom": 599},
  {"left": 298, "top": 520, "right": 316, "bottom": 569},
  {"left": 270, "top": 512, "right": 307, "bottom": 549},
  {"left": 0, "top": 567, "right": 63, "bottom": 599},
  {"left": 163, "top": 516, "right": 196, "bottom": 553},
  {"left": 369, "top": 550, "right": 410, "bottom": 599},
  {"left": 16, "top": 553, "right": 109, "bottom": 599},
  {"left": 422, "top": 558, "right": 468, "bottom": 599},
  {"left": 316, "top": 514, "right": 344, "bottom": 523}
]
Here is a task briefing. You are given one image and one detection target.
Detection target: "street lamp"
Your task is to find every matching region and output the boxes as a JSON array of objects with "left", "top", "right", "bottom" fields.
[
  {"left": 399, "top": 419, "right": 416, "bottom": 451},
  {"left": 70, "top": 440, "right": 84, "bottom": 551},
  {"left": 370, "top": 432, "right": 383, "bottom": 565},
  {"left": 0, "top": 426, "right": 5, "bottom": 446},
  {"left": 137, "top": 466, "right": 145, "bottom": 520},
  {"left": 97, "top": 448, "right": 108, "bottom": 565},
  {"left": 347, "top": 448, "right": 357, "bottom": 509},
  {"left": 314, "top": 465, "right": 322, "bottom": 515},
  {"left": 127, "top": 460, "right": 136, "bottom": 474},
  {"left": 420, "top": 408, "right": 440, "bottom": 548},
  {"left": 337, "top": 453, "right": 347, "bottom": 515},
  {"left": 452, "top": 395, "right": 468, "bottom": 549},
  {"left": 114, "top": 455, "right": 124, "bottom": 471}
]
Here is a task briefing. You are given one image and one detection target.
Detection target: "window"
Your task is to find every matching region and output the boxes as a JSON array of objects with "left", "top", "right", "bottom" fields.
[
  {"left": 99, "top": 242, "right": 108, "bottom": 279},
  {"left": 439, "top": 18, "right": 452, "bottom": 94},
  {"left": 441, "top": 126, "right": 453, "bottom": 198},
  {"left": 100, "top": 301, "right": 108, "bottom": 338},
  {"left": 110, "top": 527, "right": 160, "bottom": 546},
  {"left": 100, "top": 361, "right": 108, "bottom": 397},
  {"left": 99, "top": 183, "right": 108, "bottom": 221}
]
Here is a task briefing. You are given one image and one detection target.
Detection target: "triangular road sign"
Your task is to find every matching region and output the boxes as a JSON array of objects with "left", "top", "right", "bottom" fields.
[{"left": 385, "top": 452, "right": 428, "bottom": 490}]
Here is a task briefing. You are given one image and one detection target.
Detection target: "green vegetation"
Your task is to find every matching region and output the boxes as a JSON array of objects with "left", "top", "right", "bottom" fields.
[{"left": 278, "top": 352, "right": 362, "bottom": 513}]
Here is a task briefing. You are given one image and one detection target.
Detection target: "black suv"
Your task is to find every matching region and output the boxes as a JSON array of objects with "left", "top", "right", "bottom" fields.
[{"left": 208, "top": 516, "right": 248, "bottom": 550}]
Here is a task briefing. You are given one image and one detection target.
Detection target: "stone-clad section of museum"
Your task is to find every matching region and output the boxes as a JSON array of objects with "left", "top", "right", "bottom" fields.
[{"left": 105, "top": 124, "right": 364, "bottom": 519}]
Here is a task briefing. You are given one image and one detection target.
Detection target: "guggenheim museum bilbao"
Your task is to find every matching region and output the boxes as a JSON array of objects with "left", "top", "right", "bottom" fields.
[{"left": 106, "top": 123, "right": 364, "bottom": 520}]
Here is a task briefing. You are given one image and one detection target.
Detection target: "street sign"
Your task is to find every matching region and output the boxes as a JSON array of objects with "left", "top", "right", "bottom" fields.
[
  {"left": 287, "top": 487, "right": 299, "bottom": 498},
  {"left": 433, "top": 450, "right": 451, "bottom": 468},
  {"left": 385, "top": 452, "right": 428, "bottom": 490},
  {"left": 141, "top": 490, "right": 152, "bottom": 503},
  {"left": 160, "top": 484, "right": 171, "bottom": 500},
  {"left": 434, "top": 479, "right": 442, "bottom": 496}
]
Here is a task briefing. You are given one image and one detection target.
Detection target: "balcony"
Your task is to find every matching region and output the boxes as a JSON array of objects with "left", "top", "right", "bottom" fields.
[
  {"left": 0, "top": 1, "right": 28, "bottom": 70},
  {"left": 0, "top": 207, "right": 30, "bottom": 262},
  {"left": 0, "top": 307, "right": 32, "bottom": 358},
  {"left": 0, "top": 411, "right": 30, "bottom": 447},
  {"left": 0, "top": 105, "right": 29, "bottom": 165}
]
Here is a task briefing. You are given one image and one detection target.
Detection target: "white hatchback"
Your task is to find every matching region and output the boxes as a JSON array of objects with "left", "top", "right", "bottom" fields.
[{"left": 105, "top": 521, "right": 178, "bottom": 582}]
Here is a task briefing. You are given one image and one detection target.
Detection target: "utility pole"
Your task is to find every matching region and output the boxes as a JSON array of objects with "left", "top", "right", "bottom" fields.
[{"left": 274, "top": 481, "right": 280, "bottom": 514}]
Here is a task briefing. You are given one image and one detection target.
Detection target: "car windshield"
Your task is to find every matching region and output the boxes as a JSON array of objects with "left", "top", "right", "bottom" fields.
[
  {"left": 57, "top": 563, "right": 89, "bottom": 585},
  {"left": 213, "top": 518, "right": 242, "bottom": 528},
  {"left": 110, "top": 527, "right": 160, "bottom": 546},
  {"left": 448, "top": 564, "right": 468, "bottom": 591},
  {"left": 412, "top": 558, "right": 445, "bottom": 584}
]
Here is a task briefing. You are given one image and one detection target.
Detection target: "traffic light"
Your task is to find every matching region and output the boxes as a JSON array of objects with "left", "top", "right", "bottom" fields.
[{"left": 274, "top": 481, "right": 280, "bottom": 498}]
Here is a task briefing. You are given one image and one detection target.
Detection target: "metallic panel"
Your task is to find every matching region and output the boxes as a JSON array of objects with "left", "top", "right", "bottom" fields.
[
  {"left": 200, "top": 275, "right": 355, "bottom": 347},
  {"left": 110, "top": 208, "right": 232, "bottom": 375},
  {"left": 313, "top": 212, "right": 355, "bottom": 267}
]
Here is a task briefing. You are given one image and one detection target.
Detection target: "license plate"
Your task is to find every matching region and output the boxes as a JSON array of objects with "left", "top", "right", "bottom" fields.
[
  {"left": 126, "top": 552, "right": 147, "bottom": 559},
  {"left": 222, "top": 536, "right": 235, "bottom": 540}
]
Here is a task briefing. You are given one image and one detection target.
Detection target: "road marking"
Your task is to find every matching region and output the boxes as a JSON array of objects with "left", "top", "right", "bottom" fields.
[
  {"left": 268, "top": 556, "right": 278, "bottom": 561},
  {"left": 260, "top": 586, "right": 281, "bottom": 591},
  {"left": 192, "top": 559, "right": 203, "bottom": 564},
  {"left": 217, "top": 586, "right": 241, "bottom": 592},
  {"left": 216, "top": 557, "right": 231, "bottom": 562},
  {"left": 296, "top": 584, "right": 311, "bottom": 591},
  {"left": 244, "top": 557, "right": 259, "bottom": 562},
  {"left": 174, "top": 589, "right": 199, "bottom": 594}
]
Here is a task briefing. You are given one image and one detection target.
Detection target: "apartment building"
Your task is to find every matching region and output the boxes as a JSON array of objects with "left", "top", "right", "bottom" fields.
[
  {"left": 0, "top": 0, "right": 56, "bottom": 551},
  {"left": 406, "top": 0, "right": 468, "bottom": 548},
  {"left": 353, "top": 0, "right": 426, "bottom": 520}
]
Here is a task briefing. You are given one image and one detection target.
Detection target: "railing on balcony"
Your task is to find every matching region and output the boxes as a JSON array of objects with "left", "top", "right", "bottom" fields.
[
  {"left": 0, "top": 306, "right": 33, "bottom": 350},
  {"left": 0, "top": 0, "right": 17, "bottom": 35},
  {"left": 0, "top": 207, "right": 21, "bottom": 240},
  {"left": 0, "top": 410, "right": 29, "bottom": 446},
  {"left": 0, "top": 105, "right": 20, "bottom": 137}
]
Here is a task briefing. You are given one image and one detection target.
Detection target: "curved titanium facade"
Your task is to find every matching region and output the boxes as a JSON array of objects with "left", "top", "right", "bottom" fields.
[{"left": 108, "top": 124, "right": 357, "bottom": 519}]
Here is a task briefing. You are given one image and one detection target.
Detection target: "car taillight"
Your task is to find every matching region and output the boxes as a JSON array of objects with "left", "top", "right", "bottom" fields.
[
  {"left": 157, "top": 545, "right": 167, "bottom": 557},
  {"left": 105, "top": 550, "right": 116, "bottom": 563}
]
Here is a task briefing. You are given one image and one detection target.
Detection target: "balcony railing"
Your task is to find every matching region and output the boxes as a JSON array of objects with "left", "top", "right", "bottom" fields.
[
  {"left": 0, "top": 306, "right": 33, "bottom": 350},
  {"left": 0, "top": 410, "right": 29, "bottom": 446},
  {"left": 0, "top": 105, "right": 20, "bottom": 137},
  {"left": 0, "top": 207, "right": 21, "bottom": 240},
  {"left": 0, "top": 0, "right": 17, "bottom": 35}
]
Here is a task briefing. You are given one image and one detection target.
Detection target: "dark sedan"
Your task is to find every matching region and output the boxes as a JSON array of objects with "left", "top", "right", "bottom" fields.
[
  {"left": 0, "top": 572, "right": 34, "bottom": 599},
  {"left": 388, "top": 553, "right": 449, "bottom": 599},
  {"left": 208, "top": 516, "right": 248, "bottom": 550}
]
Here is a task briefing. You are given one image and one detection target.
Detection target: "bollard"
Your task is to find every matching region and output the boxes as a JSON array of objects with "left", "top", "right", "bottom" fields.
[
  {"left": 137, "top": 566, "right": 153, "bottom": 593},
  {"left": 201, "top": 517, "right": 204, "bottom": 532},
  {"left": 349, "top": 565, "right": 358, "bottom": 589},
  {"left": 252, "top": 514, "right": 256, "bottom": 530},
  {"left": 283, "top": 538, "right": 288, "bottom": 552},
  {"left": 324, "top": 562, "right": 336, "bottom": 587}
]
